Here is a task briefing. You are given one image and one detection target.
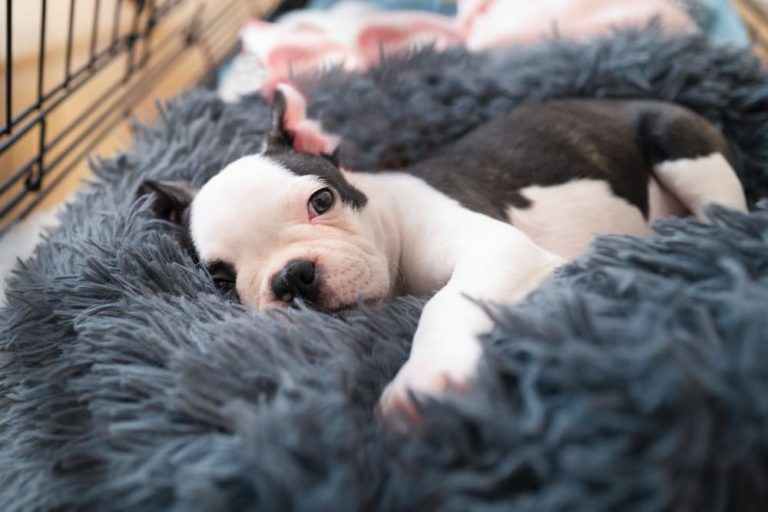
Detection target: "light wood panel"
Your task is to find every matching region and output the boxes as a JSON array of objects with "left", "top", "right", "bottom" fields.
[
  {"left": 733, "top": 0, "right": 768, "bottom": 63},
  {"left": 0, "top": 0, "right": 278, "bottom": 230}
]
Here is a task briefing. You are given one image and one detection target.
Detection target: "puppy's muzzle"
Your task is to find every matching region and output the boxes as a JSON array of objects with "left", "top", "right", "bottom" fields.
[{"left": 271, "top": 259, "right": 320, "bottom": 305}]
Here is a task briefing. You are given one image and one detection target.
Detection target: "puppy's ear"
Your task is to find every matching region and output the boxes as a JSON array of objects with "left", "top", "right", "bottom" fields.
[
  {"left": 137, "top": 179, "right": 196, "bottom": 225},
  {"left": 263, "top": 83, "right": 340, "bottom": 156},
  {"left": 323, "top": 145, "right": 341, "bottom": 167},
  {"left": 262, "top": 87, "right": 294, "bottom": 153}
]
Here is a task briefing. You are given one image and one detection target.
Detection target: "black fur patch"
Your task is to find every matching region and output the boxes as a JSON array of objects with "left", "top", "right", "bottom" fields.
[
  {"left": 404, "top": 99, "right": 732, "bottom": 220},
  {"left": 632, "top": 101, "right": 734, "bottom": 167},
  {"left": 263, "top": 87, "right": 367, "bottom": 209},
  {"left": 268, "top": 151, "right": 368, "bottom": 209}
]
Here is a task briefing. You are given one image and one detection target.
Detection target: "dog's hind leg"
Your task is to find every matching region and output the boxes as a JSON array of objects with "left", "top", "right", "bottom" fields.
[
  {"left": 654, "top": 154, "right": 747, "bottom": 219},
  {"left": 637, "top": 103, "right": 748, "bottom": 219}
]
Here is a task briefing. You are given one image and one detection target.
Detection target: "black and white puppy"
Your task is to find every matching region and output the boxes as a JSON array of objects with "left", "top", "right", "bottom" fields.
[{"left": 140, "top": 84, "right": 747, "bottom": 412}]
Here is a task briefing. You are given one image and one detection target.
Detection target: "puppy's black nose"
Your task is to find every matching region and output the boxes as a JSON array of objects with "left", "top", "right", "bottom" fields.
[{"left": 271, "top": 259, "right": 319, "bottom": 305}]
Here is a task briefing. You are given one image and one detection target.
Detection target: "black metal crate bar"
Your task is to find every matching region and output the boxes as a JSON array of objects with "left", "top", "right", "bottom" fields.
[{"left": 0, "top": 0, "right": 275, "bottom": 232}]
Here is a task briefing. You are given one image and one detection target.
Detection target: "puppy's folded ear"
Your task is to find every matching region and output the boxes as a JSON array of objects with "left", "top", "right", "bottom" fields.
[
  {"left": 136, "top": 179, "right": 196, "bottom": 225},
  {"left": 322, "top": 145, "right": 341, "bottom": 167},
  {"left": 262, "top": 87, "right": 294, "bottom": 152},
  {"left": 263, "top": 83, "right": 340, "bottom": 157}
]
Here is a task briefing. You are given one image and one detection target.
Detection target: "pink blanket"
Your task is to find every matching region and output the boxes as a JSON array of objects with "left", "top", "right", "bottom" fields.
[
  {"left": 459, "top": 0, "right": 696, "bottom": 50},
  {"left": 219, "top": 0, "right": 695, "bottom": 100}
]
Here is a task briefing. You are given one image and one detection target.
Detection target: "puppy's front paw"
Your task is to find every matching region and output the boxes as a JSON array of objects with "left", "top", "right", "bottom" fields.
[{"left": 378, "top": 350, "right": 480, "bottom": 419}]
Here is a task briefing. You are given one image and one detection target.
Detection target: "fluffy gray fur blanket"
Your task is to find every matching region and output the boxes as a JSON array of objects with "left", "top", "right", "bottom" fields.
[{"left": 2, "top": 26, "right": 768, "bottom": 511}]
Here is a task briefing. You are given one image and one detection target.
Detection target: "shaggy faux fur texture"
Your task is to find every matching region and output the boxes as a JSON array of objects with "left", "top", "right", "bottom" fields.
[{"left": 2, "top": 26, "right": 768, "bottom": 511}]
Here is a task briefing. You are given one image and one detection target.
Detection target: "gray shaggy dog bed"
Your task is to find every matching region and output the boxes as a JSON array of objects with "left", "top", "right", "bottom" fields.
[{"left": 3, "top": 26, "right": 768, "bottom": 511}]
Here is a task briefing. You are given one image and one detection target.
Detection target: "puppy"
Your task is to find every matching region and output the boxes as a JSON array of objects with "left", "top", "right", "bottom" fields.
[{"left": 139, "top": 84, "right": 747, "bottom": 412}]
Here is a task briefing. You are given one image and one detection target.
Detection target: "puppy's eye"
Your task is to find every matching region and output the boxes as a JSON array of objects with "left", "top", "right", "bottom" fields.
[
  {"left": 308, "top": 188, "right": 335, "bottom": 219},
  {"left": 207, "top": 262, "right": 237, "bottom": 295}
]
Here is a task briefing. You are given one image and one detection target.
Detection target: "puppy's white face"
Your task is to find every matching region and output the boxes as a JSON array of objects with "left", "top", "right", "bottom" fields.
[{"left": 189, "top": 153, "right": 393, "bottom": 310}]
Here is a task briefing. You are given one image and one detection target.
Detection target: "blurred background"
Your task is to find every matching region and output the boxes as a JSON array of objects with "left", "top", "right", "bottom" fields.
[
  {"left": 0, "top": 0, "right": 281, "bottom": 233},
  {"left": 0, "top": 0, "right": 764, "bottom": 236}
]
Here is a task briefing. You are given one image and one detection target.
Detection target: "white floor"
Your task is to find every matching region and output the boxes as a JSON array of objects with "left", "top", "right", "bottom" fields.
[{"left": 0, "top": 211, "right": 60, "bottom": 306}]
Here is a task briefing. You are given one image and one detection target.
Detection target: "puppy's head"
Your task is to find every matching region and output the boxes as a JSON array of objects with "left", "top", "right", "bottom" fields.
[{"left": 139, "top": 85, "right": 394, "bottom": 311}]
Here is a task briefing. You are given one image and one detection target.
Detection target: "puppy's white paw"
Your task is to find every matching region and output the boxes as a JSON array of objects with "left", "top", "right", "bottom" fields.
[{"left": 378, "top": 349, "right": 481, "bottom": 418}]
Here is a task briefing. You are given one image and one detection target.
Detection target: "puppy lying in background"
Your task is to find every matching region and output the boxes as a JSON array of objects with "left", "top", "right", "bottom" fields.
[{"left": 139, "top": 85, "right": 747, "bottom": 413}]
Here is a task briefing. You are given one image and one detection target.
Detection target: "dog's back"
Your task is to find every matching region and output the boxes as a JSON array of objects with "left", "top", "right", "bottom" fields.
[{"left": 403, "top": 99, "right": 745, "bottom": 258}]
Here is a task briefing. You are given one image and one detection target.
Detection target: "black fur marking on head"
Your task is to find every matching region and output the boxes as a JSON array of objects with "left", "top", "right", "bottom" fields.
[
  {"left": 268, "top": 151, "right": 368, "bottom": 209},
  {"left": 261, "top": 90, "right": 365, "bottom": 208}
]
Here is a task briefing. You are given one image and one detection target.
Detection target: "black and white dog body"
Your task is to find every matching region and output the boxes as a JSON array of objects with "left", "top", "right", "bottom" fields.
[{"left": 140, "top": 86, "right": 747, "bottom": 412}]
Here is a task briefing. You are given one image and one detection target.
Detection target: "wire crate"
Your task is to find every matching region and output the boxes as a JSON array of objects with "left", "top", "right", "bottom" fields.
[
  {"left": 3, "top": 1, "right": 761, "bottom": 234},
  {"left": 0, "top": 0, "right": 282, "bottom": 232}
]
